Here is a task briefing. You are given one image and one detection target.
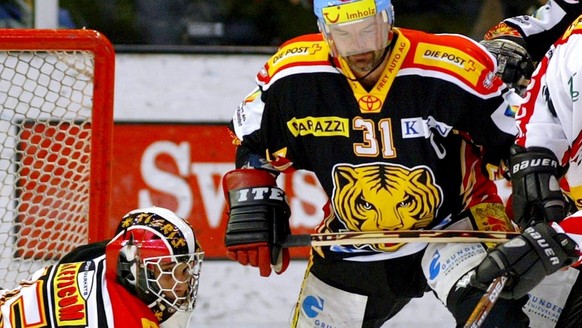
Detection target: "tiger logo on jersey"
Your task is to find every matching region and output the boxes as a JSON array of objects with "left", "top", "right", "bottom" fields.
[{"left": 332, "top": 163, "right": 443, "bottom": 251}]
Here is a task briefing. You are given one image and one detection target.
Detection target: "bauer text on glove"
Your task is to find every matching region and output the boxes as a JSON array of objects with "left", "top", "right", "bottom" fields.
[
  {"left": 470, "top": 222, "right": 579, "bottom": 299},
  {"left": 510, "top": 145, "right": 566, "bottom": 229}
]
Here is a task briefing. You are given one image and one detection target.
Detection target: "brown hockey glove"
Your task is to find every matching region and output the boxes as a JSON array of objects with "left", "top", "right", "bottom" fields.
[{"left": 223, "top": 169, "right": 291, "bottom": 277}]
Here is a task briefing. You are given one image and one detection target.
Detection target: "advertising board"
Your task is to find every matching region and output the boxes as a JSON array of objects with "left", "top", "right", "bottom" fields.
[{"left": 111, "top": 123, "right": 326, "bottom": 258}]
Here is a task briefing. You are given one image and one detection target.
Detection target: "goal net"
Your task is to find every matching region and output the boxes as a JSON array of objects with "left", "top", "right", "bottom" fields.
[{"left": 0, "top": 29, "right": 114, "bottom": 287}]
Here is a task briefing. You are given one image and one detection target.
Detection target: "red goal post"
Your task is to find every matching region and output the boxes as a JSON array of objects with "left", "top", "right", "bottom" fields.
[{"left": 0, "top": 29, "right": 114, "bottom": 287}]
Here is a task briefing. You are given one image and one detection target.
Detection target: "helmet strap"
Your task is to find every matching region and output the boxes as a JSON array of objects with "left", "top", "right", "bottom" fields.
[{"left": 117, "top": 233, "right": 139, "bottom": 291}]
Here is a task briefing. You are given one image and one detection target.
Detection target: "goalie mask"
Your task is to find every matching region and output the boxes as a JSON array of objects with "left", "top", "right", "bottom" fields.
[
  {"left": 314, "top": 0, "right": 394, "bottom": 58},
  {"left": 108, "top": 207, "right": 204, "bottom": 324}
]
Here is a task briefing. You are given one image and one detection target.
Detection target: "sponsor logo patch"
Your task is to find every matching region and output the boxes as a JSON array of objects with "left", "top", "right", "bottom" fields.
[
  {"left": 321, "top": 0, "right": 377, "bottom": 24},
  {"left": 287, "top": 116, "right": 349, "bottom": 137},
  {"left": 53, "top": 262, "right": 89, "bottom": 327},
  {"left": 414, "top": 43, "right": 483, "bottom": 86}
]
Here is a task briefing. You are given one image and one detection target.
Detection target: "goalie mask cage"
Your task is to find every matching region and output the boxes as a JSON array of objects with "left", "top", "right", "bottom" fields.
[{"left": 0, "top": 29, "right": 114, "bottom": 287}]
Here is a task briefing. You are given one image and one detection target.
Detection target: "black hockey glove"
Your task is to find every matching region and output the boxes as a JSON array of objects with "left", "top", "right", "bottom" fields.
[
  {"left": 479, "top": 38, "right": 534, "bottom": 96},
  {"left": 510, "top": 145, "right": 566, "bottom": 229},
  {"left": 222, "top": 169, "right": 291, "bottom": 277},
  {"left": 471, "top": 223, "right": 578, "bottom": 299}
]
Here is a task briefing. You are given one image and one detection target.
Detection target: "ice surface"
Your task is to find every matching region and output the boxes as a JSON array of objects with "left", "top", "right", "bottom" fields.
[{"left": 188, "top": 261, "right": 456, "bottom": 328}]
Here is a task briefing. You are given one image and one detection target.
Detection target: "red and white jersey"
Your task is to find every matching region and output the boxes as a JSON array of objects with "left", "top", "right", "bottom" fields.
[
  {"left": 515, "top": 15, "right": 582, "bottom": 252},
  {"left": 0, "top": 255, "right": 160, "bottom": 328}
]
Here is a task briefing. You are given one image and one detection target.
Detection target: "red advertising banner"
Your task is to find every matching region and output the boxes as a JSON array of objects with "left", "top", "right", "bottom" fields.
[{"left": 111, "top": 123, "right": 326, "bottom": 259}]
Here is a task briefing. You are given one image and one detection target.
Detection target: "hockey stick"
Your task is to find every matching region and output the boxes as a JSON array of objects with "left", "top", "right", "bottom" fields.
[
  {"left": 282, "top": 230, "right": 519, "bottom": 247},
  {"left": 463, "top": 275, "right": 509, "bottom": 328}
]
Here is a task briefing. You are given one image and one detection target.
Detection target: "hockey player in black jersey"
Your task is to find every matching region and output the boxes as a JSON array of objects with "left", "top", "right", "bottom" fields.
[{"left": 222, "top": 0, "right": 579, "bottom": 327}]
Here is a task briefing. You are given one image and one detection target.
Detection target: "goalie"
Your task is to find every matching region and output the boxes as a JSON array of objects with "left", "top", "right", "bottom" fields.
[{"left": 0, "top": 207, "right": 204, "bottom": 328}]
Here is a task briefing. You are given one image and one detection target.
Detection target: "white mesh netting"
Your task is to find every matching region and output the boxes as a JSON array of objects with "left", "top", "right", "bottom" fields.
[{"left": 0, "top": 50, "right": 95, "bottom": 287}]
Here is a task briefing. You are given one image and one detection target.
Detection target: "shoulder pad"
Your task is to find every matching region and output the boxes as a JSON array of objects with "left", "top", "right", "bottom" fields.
[
  {"left": 402, "top": 29, "right": 501, "bottom": 94},
  {"left": 558, "top": 15, "right": 582, "bottom": 44},
  {"left": 257, "top": 34, "right": 336, "bottom": 89}
]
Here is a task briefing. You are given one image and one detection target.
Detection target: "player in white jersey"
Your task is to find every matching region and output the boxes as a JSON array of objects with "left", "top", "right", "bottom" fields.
[
  {"left": 481, "top": 0, "right": 582, "bottom": 96},
  {"left": 510, "top": 16, "right": 582, "bottom": 220},
  {"left": 471, "top": 12, "right": 582, "bottom": 328},
  {"left": 480, "top": 0, "right": 582, "bottom": 218}
]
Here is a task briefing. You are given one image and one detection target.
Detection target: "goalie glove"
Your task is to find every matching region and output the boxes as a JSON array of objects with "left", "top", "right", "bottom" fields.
[
  {"left": 471, "top": 222, "right": 579, "bottom": 299},
  {"left": 510, "top": 145, "right": 566, "bottom": 229},
  {"left": 223, "top": 169, "right": 291, "bottom": 277}
]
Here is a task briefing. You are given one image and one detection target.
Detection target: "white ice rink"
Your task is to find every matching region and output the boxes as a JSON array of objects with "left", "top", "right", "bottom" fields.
[{"left": 188, "top": 260, "right": 456, "bottom": 328}]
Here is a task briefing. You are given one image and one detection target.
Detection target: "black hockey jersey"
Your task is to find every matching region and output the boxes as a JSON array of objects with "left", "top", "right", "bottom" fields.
[{"left": 231, "top": 28, "right": 516, "bottom": 260}]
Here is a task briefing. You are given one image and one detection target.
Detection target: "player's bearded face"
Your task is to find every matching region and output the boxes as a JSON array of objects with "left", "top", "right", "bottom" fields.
[
  {"left": 326, "top": 13, "right": 390, "bottom": 75},
  {"left": 345, "top": 49, "right": 386, "bottom": 75},
  {"left": 328, "top": 14, "right": 389, "bottom": 57}
]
